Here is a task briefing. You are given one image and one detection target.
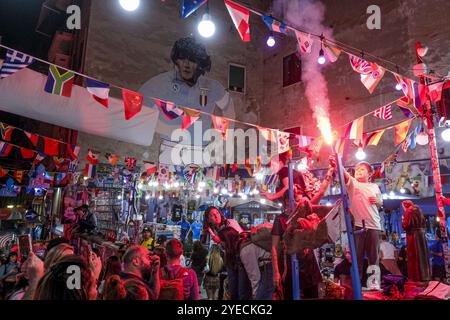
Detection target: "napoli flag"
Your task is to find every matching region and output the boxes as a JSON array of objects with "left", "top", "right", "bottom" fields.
[
  {"left": 181, "top": 0, "right": 207, "bottom": 18},
  {"left": 86, "top": 78, "right": 110, "bottom": 108}
]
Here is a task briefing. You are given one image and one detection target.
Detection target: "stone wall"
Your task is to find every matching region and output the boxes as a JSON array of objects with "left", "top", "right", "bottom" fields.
[
  {"left": 78, "top": 0, "right": 450, "bottom": 168},
  {"left": 78, "top": 0, "right": 270, "bottom": 165},
  {"left": 260, "top": 0, "right": 450, "bottom": 166}
]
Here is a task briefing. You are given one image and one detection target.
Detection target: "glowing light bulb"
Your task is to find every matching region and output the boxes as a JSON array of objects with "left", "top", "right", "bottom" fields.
[
  {"left": 138, "top": 183, "right": 143, "bottom": 190},
  {"left": 119, "top": 0, "right": 140, "bottom": 11},
  {"left": 145, "top": 194, "right": 150, "bottom": 200},
  {"left": 389, "top": 191, "right": 395, "bottom": 198},
  {"left": 158, "top": 195, "right": 163, "bottom": 200},
  {"left": 278, "top": 203, "right": 283, "bottom": 207},
  {"left": 198, "top": 13, "right": 215, "bottom": 38},
  {"left": 436, "top": 216, "right": 440, "bottom": 222},
  {"left": 395, "top": 83, "right": 403, "bottom": 91},
  {"left": 318, "top": 48, "right": 326, "bottom": 65},
  {"left": 83, "top": 176, "right": 88, "bottom": 180},
  {"left": 195, "top": 194, "right": 201, "bottom": 199},
  {"left": 240, "top": 193, "right": 248, "bottom": 200},
  {"left": 213, "top": 188, "right": 219, "bottom": 194},
  {"left": 441, "top": 128, "right": 450, "bottom": 142},
  {"left": 326, "top": 201, "right": 332, "bottom": 207},
  {"left": 260, "top": 198, "right": 266, "bottom": 204},
  {"left": 416, "top": 132, "right": 429, "bottom": 145},
  {"left": 221, "top": 188, "right": 228, "bottom": 195},
  {"left": 253, "top": 189, "right": 259, "bottom": 195},
  {"left": 266, "top": 36, "right": 275, "bottom": 47},
  {"left": 355, "top": 147, "right": 366, "bottom": 160},
  {"left": 173, "top": 181, "right": 180, "bottom": 188},
  {"left": 117, "top": 195, "right": 122, "bottom": 200},
  {"left": 400, "top": 188, "right": 406, "bottom": 194},
  {"left": 255, "top": 173, "right": 263, "bottom": 181}
]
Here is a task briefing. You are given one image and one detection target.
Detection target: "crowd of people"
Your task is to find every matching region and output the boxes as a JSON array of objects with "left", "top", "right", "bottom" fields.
[{"left": 0, "top": 151, "right": 448, "bottom": 300}]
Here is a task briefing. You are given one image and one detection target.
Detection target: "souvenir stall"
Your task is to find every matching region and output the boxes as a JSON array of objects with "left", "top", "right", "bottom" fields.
[{"left": 227, "top": 197, "right": 282, "bottom": 230}]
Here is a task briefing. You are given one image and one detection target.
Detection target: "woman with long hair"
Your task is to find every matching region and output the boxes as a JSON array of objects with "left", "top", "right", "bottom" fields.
[
  {"left": 203, "top": 244, "right": 223, "bottom": 300},
  {"left": 401, "top": 201, "right": 431, "bottom": 282},
  {"left": 97, "top": 255, "right": 122, "bottom": 299},
  {"left": 34, "top": 254, "right": 99, "bottom": 300}
]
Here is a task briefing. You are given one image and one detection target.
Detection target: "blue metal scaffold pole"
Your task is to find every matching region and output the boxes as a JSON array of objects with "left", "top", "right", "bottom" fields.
[
  {"left": 332, "top": 144, "right": 363, "bottom": 300},
  {"left": 288, "top": 161, "right": 301, "bottom": 300}
]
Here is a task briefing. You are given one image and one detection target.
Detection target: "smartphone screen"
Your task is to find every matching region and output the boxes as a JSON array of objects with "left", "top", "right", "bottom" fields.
[{"left": 18, "top": 234, "right": 32, "bottom": 260}]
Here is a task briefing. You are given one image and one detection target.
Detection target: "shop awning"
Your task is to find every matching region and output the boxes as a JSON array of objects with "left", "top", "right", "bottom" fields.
[{"left": 0, "top": 66, "right": 158, "bottom": 146}]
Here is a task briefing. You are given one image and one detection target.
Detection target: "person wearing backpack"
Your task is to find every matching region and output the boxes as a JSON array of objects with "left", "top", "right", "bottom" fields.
[
  {"left": 160, "top": 239, "right": 198, "bottom": 300},
  {"left": 203, "top": 244, "right": 223, "bottom": 300}
]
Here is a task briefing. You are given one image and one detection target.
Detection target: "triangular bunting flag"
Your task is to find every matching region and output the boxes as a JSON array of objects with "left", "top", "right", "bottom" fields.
[
  {"left": 372, "top": 104, "right": 392, "bottom": 120},
  {"left": 43, "top": 137, "right": 60, "bottom": 156},
  {"left": 397, "top": 105, "right": 415, "bottom": 119},
  {"left": 0, "top": 124, "right": 14, "bottom": 141},
  {"left": 20, "top": 147, "right": 35, "bottom": 159},
  {"left": 86, "top": 149, "right": 100, "bottom": 165},
  {"left": 345, "top": 117, "right": 364, "bottom": 140},
  {"left": 262, "top": 15, "right": 287, "bottom": 34},
  {"left": 0, "top": 142, "right": 13, "bottom": 157},
  {"left": 122, "top": 89, "right": 143, "bottom": 120},
  {"left": 0, "top": 49, "right": 34, "bottom": 79},
  {"left": 427, "top": 81, "right": 444, "bottom": 102},
  {"left": 211, "top": 115, "right": 229, "bottom": 140},
  {"left": 322, "top": 40, "right": 341, "bottom": 63},
  {"left": 297, "top": 135, "right": 312, "bottom": 148},
  {"left": 349, "top": 55, "right": 373, "bottom": 74},
  {"left": 144, "top": 161, "right": 158, "bottom": 175},
  {"left": 402, "top": 134, "right": 412, "bottom": 153},
  {"left": 394, "top": 119, "right": 413, "bottom": 146},
  {"left": 154, "top": 99, "right": 184, "bottom": 120},
  {"left": 24, "top": 131, "right": 39, "bottom": 147},
  {"left": 277, "top": 131, "right": 290, "bottom": 154},
  {"left": 67, "top": 145, "right": 80, "bottom": 160},
  {"left": 44, "top": 65, "right": 75, "bottom": 97},
  {"left": 33, "top": 153, "right": 46, "bottom": 165},
  {"left": 295, "top": 31, "right": 313, "bottom": 54},
  {"left": 86, "top": 78, "right": 110, "bottom": 108},
  {"left": 182, "top": 109, "right": 201, "bottom": 130},
  {"left": 259, "top": 127, "right": 277, "bottom": 142},
  {"left": 125, "top": 156, "right": 137, "bottom": 168},
  {"left": 105, "top": 153, "right": 120, "bottom": 166},
  {"left": 68, "top": 159, "right": 79, "bottom": 173},
  {"left": 53, "top": 156, "right": 65, "bottom": 169},
  {"left": 84, "top": 164, "right": 97, "bottom": 179},
  {"left": 224, "top": 0, "right": 250, "bottom": 42},
  {"left": 181, "top": 0, "right": 207, "bottom": 18},
  {"left": 364, "top": 129, "right": 385, "bottom": 146},
  {"left": 360, "top": 63, "right": 385, "bottom": 93}
]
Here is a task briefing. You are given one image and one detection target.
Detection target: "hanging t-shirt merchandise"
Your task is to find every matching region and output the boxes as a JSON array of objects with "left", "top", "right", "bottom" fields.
[
  {"left": 172, "top": 203, "right": 183, "bottom": 223},
  {"left": 191, "top": 220, "right": 203, "bottom": 241}
]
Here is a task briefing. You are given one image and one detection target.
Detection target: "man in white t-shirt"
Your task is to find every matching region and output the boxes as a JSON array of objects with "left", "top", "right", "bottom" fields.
[
  {"left": 379, "top": 233, "right": 402, "bottom": 275},
  {"left": 343, "top": 161, "right": 383, "bottom": 279}
]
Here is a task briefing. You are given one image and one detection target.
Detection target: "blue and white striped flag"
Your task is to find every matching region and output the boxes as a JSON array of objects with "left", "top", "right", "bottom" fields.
[{"left": 0, "top": 49, "right": 34, "bottom": 79}]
